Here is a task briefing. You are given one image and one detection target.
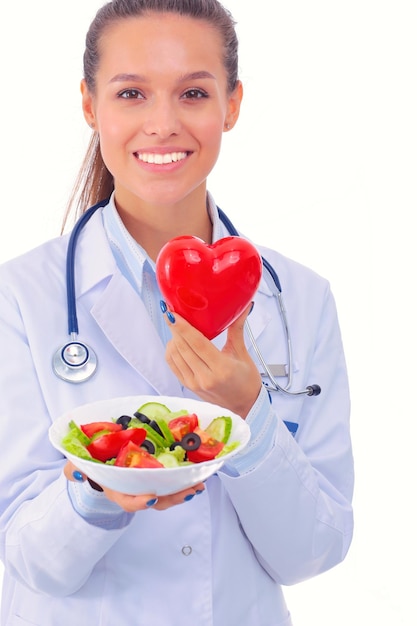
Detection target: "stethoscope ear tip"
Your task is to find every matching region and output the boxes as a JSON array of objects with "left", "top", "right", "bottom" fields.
[{"left": 307, "top": 384, "right": 321, "bottom": 396}]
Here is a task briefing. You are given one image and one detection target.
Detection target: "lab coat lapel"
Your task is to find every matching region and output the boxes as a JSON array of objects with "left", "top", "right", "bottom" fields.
[
  {"left": 74, "top": 211, "right": 183, "bottom": 396},
  {"left": 90, "top": 273, "right": 183, "bottom": 396}
]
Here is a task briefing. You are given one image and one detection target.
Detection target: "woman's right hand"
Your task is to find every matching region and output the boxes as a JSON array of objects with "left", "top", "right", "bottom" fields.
[{"left": 64, "top": 461, "right": 205, "bottom": 512}]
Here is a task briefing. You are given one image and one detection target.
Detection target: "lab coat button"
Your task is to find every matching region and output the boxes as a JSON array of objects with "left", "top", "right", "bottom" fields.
[{"left": 181, "top": 545, "right": 192, "bottom": 556}]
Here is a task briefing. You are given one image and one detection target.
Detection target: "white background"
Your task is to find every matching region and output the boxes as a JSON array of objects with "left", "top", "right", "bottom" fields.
[{"left": 1, "top": 1, "right": 416, "bottom": 624}]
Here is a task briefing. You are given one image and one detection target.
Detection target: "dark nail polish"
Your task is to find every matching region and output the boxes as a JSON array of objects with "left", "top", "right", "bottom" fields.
[
  {"left": 160, "top": 300, "right": 167, "bottom": 313},
  {"left": 184, "top": 493, "right": 195, "bottom": 502},
  {"left": 167, "top": 311, "right": 176, "bottom": 324},
  {"left": 146, "top": 498, "right": 158, "bottom": 507},
  {"left": 87, "top": 478, "right": 103, "bottom": 492},
  {"left": 72, "top": 470, "right": 84, "bottom": 482}
]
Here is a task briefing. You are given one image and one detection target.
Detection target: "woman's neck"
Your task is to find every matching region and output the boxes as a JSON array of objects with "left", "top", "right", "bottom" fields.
[{"left": 113, "top": 188, "right": 213, "bottom": 261}]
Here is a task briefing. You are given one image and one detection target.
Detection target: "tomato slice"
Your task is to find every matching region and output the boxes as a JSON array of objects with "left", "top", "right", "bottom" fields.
[
  {"left": 186, "top": 427, "right": 224, "bottom": 463},
  {"left": 168, "top": 414, "right": 199, "bottom": 441},
  {"left": 81, "top": 421, "right": 122, "bottom": 439},
  {"left": 115, "top": 441, "right": 164, "bottom": 468},
  {"left": 86, "top": 428, "right": 146, "bottom": 462}
]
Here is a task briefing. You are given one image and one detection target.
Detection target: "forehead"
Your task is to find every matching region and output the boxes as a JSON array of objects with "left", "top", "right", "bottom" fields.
[{"left": 97, "top": 13, "right": 225, "bottom": 79}]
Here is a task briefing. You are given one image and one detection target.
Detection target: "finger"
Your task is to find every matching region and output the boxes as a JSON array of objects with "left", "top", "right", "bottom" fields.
[
  {"left": 227, "top": 301, "right": 253, "bottom": 336},
  {"left": 102, "top": 489, "right": 160, "bottom": 513},
  {"left": 166, "top": 332, "right": 211, "bottom": 380},
  {"left": 64, "top": 461, "right": 86, "bottom": 483},
  {"left": 165, "top": 314, "right": 217, "bottom": 377},
  {"left": 165, "top": 345, "right": 195, "bottom": 387},
  {"left": 223, "top": 301, "right": 254, "bottom": 354},
  {"left": 152, "top": 482, "right": 206, "bottom": 511},
  {"left": 166, "top": 336, "right": 220, "bottom": 393},
  {"left": 103, "top": 482, "right": 205, "bottom": 513},
  {"left": 163, "top": 309, "right": 216, "bottom": 362}
]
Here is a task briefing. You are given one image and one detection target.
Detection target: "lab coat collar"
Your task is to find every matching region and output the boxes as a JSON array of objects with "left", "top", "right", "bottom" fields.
[
  {"left": 72, "top": 208, "right": 117, "bottom": 297},
  {"left": 74, "top": 195, "right": 274, "bottom": 300}
]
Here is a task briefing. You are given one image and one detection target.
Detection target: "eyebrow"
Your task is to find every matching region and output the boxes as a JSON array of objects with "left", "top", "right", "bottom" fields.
[{"left": 108, "top": 70, "right": 216, "bottom": 84}]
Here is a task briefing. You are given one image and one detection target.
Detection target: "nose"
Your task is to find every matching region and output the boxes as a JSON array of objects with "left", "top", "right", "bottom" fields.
[{"left": 142, "top": 97, "right": 181, "bottom": 138}]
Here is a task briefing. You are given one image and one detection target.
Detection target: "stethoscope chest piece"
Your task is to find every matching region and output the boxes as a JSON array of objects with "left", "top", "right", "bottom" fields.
[{"left": 53, "top": 341, "right": 97, "bottom": 383}]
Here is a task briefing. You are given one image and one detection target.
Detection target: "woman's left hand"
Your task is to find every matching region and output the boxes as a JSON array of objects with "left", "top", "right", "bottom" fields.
[
  {"left": 164, "top": 303, "right": 262, "bottom": 418},
  {"left": 64, "top": 461, "right": 205, "bottom": 512}
]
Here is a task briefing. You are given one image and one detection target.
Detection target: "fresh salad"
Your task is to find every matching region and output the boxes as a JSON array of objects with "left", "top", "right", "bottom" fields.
[{"left": 62, "top": 401, "right": 240, "bottom": 469}]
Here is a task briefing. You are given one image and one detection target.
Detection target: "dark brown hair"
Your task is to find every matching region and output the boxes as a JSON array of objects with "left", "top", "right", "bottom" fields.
[{"left": 64, "top": 0, "right": 239, "bottom": 227}]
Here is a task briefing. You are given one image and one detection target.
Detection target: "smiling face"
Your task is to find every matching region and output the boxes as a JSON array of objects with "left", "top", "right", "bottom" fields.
[{"left": 81, "top": 13, "right": 242, "bottom": 215}]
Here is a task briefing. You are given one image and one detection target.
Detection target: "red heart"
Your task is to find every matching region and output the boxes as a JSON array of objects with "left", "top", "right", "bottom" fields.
[{"left": 156, "top": 236, "right": 262, "bottom": 339}]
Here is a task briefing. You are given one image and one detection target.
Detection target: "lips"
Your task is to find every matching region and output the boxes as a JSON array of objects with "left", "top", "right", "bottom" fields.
[{"left": 137, "top": 151, "right": 188, "bottom": 164}]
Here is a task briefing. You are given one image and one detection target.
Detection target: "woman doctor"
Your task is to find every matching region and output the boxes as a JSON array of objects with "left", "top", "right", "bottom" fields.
[{"left": 0, "top": 1, "right": 354, "bottom": 624}]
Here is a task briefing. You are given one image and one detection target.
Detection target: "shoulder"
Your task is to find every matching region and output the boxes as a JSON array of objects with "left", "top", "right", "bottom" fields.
[
  {"left": 0, "top": 234, "right": 69, "bottom": 286},
  {"left": 0, "top": 210, "right": 107, "bottom": 294}
]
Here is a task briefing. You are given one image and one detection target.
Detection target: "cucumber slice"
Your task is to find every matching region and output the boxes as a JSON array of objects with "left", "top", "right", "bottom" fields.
[
  {"left": 136, "top": 401, "right": 171, "bottom": 419},
  {"left": 162, "top": 409, "right": 189, "bottom": 421},
  {"left": 156, "top": 451, "right": 181, "bottom": 468},
  {"left": 205, "top": 416, "right": 233, "bottom": 443}
]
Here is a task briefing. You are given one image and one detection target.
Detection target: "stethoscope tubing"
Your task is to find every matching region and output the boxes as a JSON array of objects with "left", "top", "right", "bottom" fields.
[{"left": 66, "top": 200, "right": 109, "bottom": 335}]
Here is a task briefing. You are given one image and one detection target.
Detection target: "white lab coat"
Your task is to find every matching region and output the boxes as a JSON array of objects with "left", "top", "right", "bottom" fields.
[{"left": 0, "top": 208, "right": 354, "bottom": 626}]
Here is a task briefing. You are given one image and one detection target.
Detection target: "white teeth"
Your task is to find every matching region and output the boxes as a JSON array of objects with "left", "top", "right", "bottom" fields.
[{"left": 138, "top": 151, "right": 187, "bottom": 164}]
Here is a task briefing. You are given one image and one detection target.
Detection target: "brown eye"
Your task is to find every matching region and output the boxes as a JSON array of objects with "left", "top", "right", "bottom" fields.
[
  {"left": 182, "top": 88, "right": 208, "bottom": 100},
  {"left": 118, "top": 89, "right": 144, "bottom": 99}
]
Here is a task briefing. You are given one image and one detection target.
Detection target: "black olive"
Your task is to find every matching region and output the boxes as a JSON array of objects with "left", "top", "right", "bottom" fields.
[
  {"left": 170, "top": 441, "right": 183, "bottom": 451},
  {"left": 134, "top": 411, "right": 151, "bottom": 424},
  {"left": 116, "top": 415, "right": 132, "bottom": 429},
  {"left": 149, "top": 420, "right": 164, "bottom": 437},
  {"left": 180, "top": 432, "right": 201, "bottom": 451},
  {"left": 141, "top": 440, "right": 156, "bottom": 455}
]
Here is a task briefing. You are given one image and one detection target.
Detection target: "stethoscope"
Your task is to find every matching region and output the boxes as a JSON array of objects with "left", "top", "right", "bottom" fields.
[{"left": 53, "top": 200, "right": 321, "bottom": 397}]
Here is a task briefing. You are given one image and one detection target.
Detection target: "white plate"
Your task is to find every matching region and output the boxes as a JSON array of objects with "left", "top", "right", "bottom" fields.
[{"left": 49, "top": 395, "right": 250, "bottom": 495}]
